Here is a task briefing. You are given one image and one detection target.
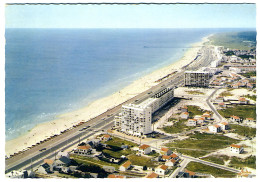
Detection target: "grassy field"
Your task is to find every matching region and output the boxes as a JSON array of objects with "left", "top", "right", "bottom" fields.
[
  {"left": 186, "top": 161, "right": 237, "bottom": 178},
  {"left": 229, "top": 155, "right": 256, "bottom": 169},
  {"left": 218, "top": 105, "right": 256, "bottom": 119},
  {"left": 202, "top": 155, "right": 230, "bottom": 165},
  {"left": 162, "top": 119, "right": 196, "bottom": 134},
  {"left": 103, "top": 136, "right": 138, "bottom": 148},
  {"left": 219, "top": 91, "right": 233, "bottom": 97},
  {"left": 186, "top": 90, "right": 205, "bottom": 95},
  {"left": 102, "top": 148, "right": 134, "bottom": 158},
  {"left": 241, "top": 71, "right": 256, "bottom": 78},
  {"left": 209, "top": 31, "right": 256, "bottom": 50},
  {"left": 127, "top": 154, "right": 157, "bottom": 167},
  {"left": 243, "top": 94, "right": 256, "bottom": 101},
  {"left": 70, "top": 154, "right": 120, "bottom": 169},
  {"left": 187, "top": 105, "right": 209, "bottom": 117},
  {"left": 166, "top": 133, "right": 239, "bottom": 158},
  {"left": 229, "top": 124, "right": 256, "bottom": 137}
]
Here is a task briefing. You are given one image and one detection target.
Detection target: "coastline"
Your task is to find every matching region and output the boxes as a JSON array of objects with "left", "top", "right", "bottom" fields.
[{"left": 5, "top": 35, "right": 210, "bottom": 157}]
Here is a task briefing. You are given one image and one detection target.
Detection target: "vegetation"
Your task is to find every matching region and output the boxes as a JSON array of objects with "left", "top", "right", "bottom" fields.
[
  {"left": 209, "top": 31, "right": 256, "bottom": 50},
  {"left": 202, "top": 155, "right": 230, "bottom": 165},
  {"left": 186, "top": 90, "right": 205, "bottom": 95},
  {"left": 103, "top": 136, "right": 138, "bottom": 148},
  {"left": 219, "top": 91, "right": 233, "bottom": 97},
  {"left": 243, "top": 94, "right": 256, "bottom": 101},
  {"left": 147, "top": 150, "right": 160, "bottom": 157},
  {"left": 70, "top": 154, "right": 119, "bottom": 169},
  {"left": 127, "top": 154, "right": 157, "bottom": 167},
  {"left": 166, "top": 133, "right": 239, "bottom": 158},
  {"left": 241, "top": 71, "right": 256, "bottom": 78},
  {"left": 187, "top": 105, "right": 208, "bottom": 117},
  {"left": 224, "top": 51, "right": 235, "bottom": 56},
  {"left": 218, "top": 105, "right": 256, "bottom": 119},
  {"left": 186, "top": 161, "right": 237, "bottom": 178},
  {"left": 102, "top": 148, "right": 134, "bottom": 158},
  {"left": 229, "top": 124, "right": 256, "bottom": 137},
  {"left": 163, "top": 119, "right": 196, "bottom": 134},
  {"left": 238, "top": 54, "right": 255, "bottom": 59},
  {"left": 229, "top": 155, "right": 256, "bottom": 169}
]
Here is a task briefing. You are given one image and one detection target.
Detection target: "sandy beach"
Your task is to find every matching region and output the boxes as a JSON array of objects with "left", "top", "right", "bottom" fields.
[{"left": 5, "top": 35, "right": 210, "bottom": 157}]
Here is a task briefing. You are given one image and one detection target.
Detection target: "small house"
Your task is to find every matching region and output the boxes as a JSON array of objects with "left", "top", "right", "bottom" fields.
[
  {"left": 219, "top": 122, "right": 229, "bottom": 130},
  {"left": 139, "top": 144, "right": 151, "bottom": 155},
  {"left": 119, "top": 160, "right": 131, "bottom": 171},
  {"left": 230, "top": 115, "right": 241, "bottom": 123},
  {"left": 230, "top": 144, "right": 243, "bottom": 154},
  {"left": 187, "top": 119, "right": 197, "bottom": 126},
  {"left": 165, "top": 159, "right": 176, "bottom": 167},
  {"left": 101, "top": 134, "right": 112, "bottom": 141},
  {"left": 74, "top": 145, "right": 92, "bottom": 155},
  {"left": 160, "top": 155, "right": 171, "bottom": 162},
  {"left": 146, "top": 172, "right": 159, "bottom": 178},
  {"left": 245, "top": 118, "right": 255, "bottom": 123},
  {"left": 239, "top": 97, "right": 249, "bottom": 105},
  {"left": 181, "top": 105, "right": 188, "bottom": 112},
  {"left": 180, "top": 112, "right": 189, "bottom": 119},
  {"left": 208, "top": 125, "right": 221, "bottom": 133},
  {"left": 160, "top": 147, "right": 172, "bottom": 156},
  {"left": 155, "top": 165, "right": 168, "bottom": 177},
  {"left": 107, "top": 174, "right": 125, "bottom": 178}
]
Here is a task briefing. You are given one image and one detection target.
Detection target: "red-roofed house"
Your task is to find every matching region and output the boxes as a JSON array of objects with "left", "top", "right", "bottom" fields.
[
  {"left": 119, "top": 160, "right": 132, "bottom": 171},
  {"left": 160, "top": 147, "right": 172, "bottom": 156},
  {"left": 181, "top": 105, "right": 188, "bottom": 112},
  {"left": 208, "top": 124, "right": 221, "bottom": 133},
  {"left": 187, "top": 119, "right": 197, "bottom": 126},
  {"left": 239, "top": 97, "right": 249, "bottom": 105},
  {"left": 74, "top": 145, "right": 92, "bottom": 155},
  {"left": 219, "top": 122, "right": 229, "bottom": 130},
  {"left": 180, "top": 112, "right": 189, "bottom": 119},
  {"left": 101, "top": 134, "right": 111, "bottom": 141},
  {"left": 155, "top": 165, "right": 169, "bottom": 177},
  {"left": 245, "top": 118, "right": 255, "bottom": 123},
  {"left": 185, "top": 169, "right": 196, "bottom": 178},
  {"left": 218, "top": 102, "right": 227, "bottom": 108},
  {"left": 230, "top": 115, "right": 241, "bottom": 123},
  {"left": 237, "top": 169, "right": 254, "bottom": 178},
  {"left": 165, "top": 159, "right": 177, "bottom": 167},
  {"left": 108, "top": 174, "right": 125, "bottom": 178},
  {"left": 139, "top": 144, "right": 151, "bottom": 155},
  {"left": 160, "top": 155, "right": 171, "bottom": 162},
  {"left": 230, "top": 144, "right": 244, "bottom": 154},
  {"left": 169, "top": 153, "right": 179, "bottom": 160},
  {"left": 146, "top": 172, "right": 159, "bottom": 178}
]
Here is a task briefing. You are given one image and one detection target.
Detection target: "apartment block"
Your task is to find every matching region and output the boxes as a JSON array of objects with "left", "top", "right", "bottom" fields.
[{"left": 184, "top": 71, "right": 210, "bottom": 87}]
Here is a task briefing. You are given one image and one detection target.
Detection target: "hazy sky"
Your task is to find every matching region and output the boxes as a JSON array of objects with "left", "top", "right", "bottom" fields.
[{"left": 5, "top": 4, "right": 256, "bottom": 28}]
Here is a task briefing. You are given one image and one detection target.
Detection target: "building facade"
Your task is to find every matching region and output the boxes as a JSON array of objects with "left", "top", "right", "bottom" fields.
[
  {"left": 116, "top": 87, "right": 174, "bottom": 136},
  {"left": 184, "top": 71, "right": 210, "bottom": 87}
]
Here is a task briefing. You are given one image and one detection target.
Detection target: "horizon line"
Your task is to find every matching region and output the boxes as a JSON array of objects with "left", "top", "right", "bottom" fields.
[{"left": 5, "top": 27, "right": 256, "bottom": 29}]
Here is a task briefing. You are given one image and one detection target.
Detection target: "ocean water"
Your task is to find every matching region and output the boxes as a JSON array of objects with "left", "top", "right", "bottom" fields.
[{"left": 5, "top": 28, "right": 250, "bottom": 141}]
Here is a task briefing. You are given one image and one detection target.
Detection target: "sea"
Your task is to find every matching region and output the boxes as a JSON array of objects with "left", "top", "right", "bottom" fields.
[{"left": 5, "top": 28, "right": 252, "bottom": 141}]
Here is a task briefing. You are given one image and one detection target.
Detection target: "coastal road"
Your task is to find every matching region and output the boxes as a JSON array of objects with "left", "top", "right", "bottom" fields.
[{"left": 6, "top": 44, "right": 215, "bottom": 173}]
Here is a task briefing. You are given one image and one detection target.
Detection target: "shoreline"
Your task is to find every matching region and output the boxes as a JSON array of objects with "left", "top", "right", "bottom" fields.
[{"left": 5, "top": 35, "right": 210, "bottom": 157}]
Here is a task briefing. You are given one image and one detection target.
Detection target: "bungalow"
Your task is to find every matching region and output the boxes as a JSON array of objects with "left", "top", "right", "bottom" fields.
[
  {"left": 37, "top": 163, "right": 53, "bottom": 174},
  {"left": 155, "top": 165, "right": 168, "bottom": 177},
  {"left": 218, "top": 102, "right": 227, "bottom": 108},
  {"left": 101, "top": 134, "right": 112, "bottom": 141},
  {"left": 202, "top": 112, "right": 211, "bottom": 120},
  {"left": 119, "top": 160, "right": 132, "bottom": 171},
  {"left": 107, "top": 174, "right": 125, "bottom": 178},
  {"left": 139, "top": 144, "right": 151, "bottom": 155},
  {"left": 160, "top": 155, "right": 171, "bottom": 162},
  {"left": 181, "top": 105, "right": 188, "bottom": 112},
  {"left": 165, "top": 159, "right": 177, "bottom": 167},
  {"left": 208, "top": 125, "right": 221, "bottom": 133},
  {"left": 197, "top": 117, "right": 206, "bottom": 125},
  {"left": 146, "top": 172, "right": 159, "bottom": 178},
  {"left": 219, "top": 122, "right": 229, "bottom": 130},
  {"left": 245, "top": 118, "right": 255, "bottom": 123},
  {"left": 230, "top": 144, "right": 244, "bottom": 154},
  {"left": 185, "top": 169, "right": 196, "bottom": 178},
  {"left": 230, "top": 115, "right": 241, "bottom": 123},
  {"left": 160, "top": 147, "right": 172, "bottom": 156},
  {"left": 169, "top": 153, "right": 179, "bottom": 160},
  {"left": 187, "top": 119, "right": 197, "bottom": 126},
  {"left": 74, "top": 145, "right": 92, "bottom": 155},
  {"left": 239, "top": 97, "right": 249, "bottom": 105},
  {"left": 180, "top": 112, "right": 189, "bottom": 119}
]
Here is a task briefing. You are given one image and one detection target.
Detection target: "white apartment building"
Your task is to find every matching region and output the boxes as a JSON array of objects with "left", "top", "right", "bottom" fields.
[
  {"left": 116, "top": 87, "right": 174, "bottom": 136},
  {"left": 184, "top": 71, "right": 210, "bottom": 87}
]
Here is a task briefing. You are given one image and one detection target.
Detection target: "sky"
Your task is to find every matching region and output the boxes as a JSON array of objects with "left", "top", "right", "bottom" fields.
[{"left": 5, "top": 3, "right": 256, "bottom": 29}]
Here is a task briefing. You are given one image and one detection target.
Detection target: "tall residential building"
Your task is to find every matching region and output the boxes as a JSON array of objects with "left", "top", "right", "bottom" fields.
[
  {"left": 184, "top": 71, "right": 210, "bottom": 87},
  {"left": 115, "top": 87, "right": 174, "bottom": 136}
]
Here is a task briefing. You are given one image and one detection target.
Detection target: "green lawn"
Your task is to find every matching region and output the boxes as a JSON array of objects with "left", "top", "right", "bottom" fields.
[
  {"left": 219, "top": 91, "right": 233, "bottom": 97},
  {"left": 218, "top": 105, "right": 256, "bottom": 119},
  {"left": 202, "top": 155, "right": 230, "bottom": 165},
  {"left": 229, "top": 124, "right": 256, "bottom": 137},
  {"left": 103, "top": 136, "right": 138, "bottom": 148},
  {"left": 229, "top": 155, "right": 256, "bottom": 169},
  {"left": 166, "top": 133, "right": 239, "bottom": 158},
  {"left": 241, "top": 71, "right": 256, "bottom": 78},
  {"left": 102, "top": 148, "right": 134, "bottom": 158},
  {"left": 127, "top": 154, "right": 157, "bottom": 167},
  {"left": 70, "top": 154, "right": 119, "bottom": 169},
  {"left": 186, "top": 161, "right": 237, "bottom": 178},
  {"left": 187, "top": 105, "right": 204, "bottom": 117},
  {"left": 243, "top": 94, "right": 256, "bottom": 101},
  {"left": 162, "top": 119, "right": 196, "bottom": 134},
  {"left": 186, "top": 90, "right": 205, "bottom": 95}
]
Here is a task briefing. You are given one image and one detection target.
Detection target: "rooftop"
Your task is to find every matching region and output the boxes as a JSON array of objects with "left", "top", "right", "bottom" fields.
[
  {"left": 230, "top": 144, "right": 242, "bottom": 148},
  {"left": 139, "top": 144, "right": 150, "bottom": 150}
]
